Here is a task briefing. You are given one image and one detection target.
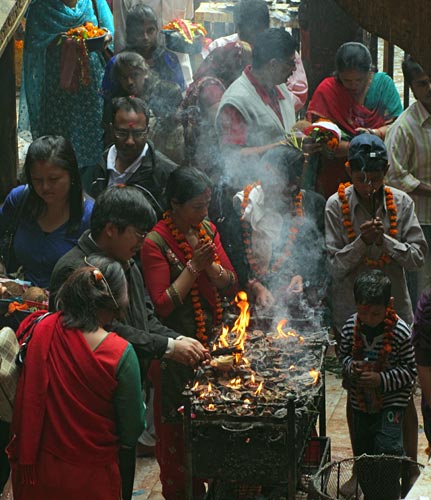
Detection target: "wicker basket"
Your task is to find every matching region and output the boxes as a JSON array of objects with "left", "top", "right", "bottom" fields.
[{"left": 308, "top": 454, "right": 423, "bottom": 500}]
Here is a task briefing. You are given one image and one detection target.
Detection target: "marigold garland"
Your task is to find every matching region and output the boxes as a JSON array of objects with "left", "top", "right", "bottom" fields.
[
  {"left": 351, "top": 307, "right": 397, "bottom": 412},
  {"left": 163, "top": 211, "right": 223, "bottom": 345},
  {"left": 240, "top": 183, "right": 304, "bottom": 278},
  {"left": 338, "top": 182, "right": 397, "bottom": 268}
]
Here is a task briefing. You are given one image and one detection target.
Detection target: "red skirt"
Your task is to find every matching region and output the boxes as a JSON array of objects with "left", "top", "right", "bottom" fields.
[{"left": 12, "top": 449, "right": 121, "bottom": 500}]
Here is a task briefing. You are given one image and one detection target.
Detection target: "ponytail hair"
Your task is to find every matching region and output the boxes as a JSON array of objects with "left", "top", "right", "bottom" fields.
[{"left": 56, "top": 256, "right": 128, "bottom": 331}]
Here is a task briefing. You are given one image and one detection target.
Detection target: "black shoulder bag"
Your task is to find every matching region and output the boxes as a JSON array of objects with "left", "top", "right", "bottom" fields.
[{"left": 0, "top": 185, "right": 29, "bottom": 272}]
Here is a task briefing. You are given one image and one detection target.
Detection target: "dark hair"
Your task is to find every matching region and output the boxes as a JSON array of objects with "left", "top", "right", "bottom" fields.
[
  {"left": 402, "top": 55, "right": 426, "bottom": 86},
  {"left": 126, "top": 4, "right": 158, "bottom": 35},
  {"left": 23, "top": 135, "right": 84, "bottom": 232},
  {"left": 57, "top": 256, "right": 127, "bottom": 331},
  {"left": 166, "top": 167, "right": 212, "bottom": 207},
  {"left": 260, "top": 145, "right": 304, "bottom": 186},
  {"left": 349, "top": 158, "right": 387, "bottom": 173},
  {"left": 111, "top": 96, "right": 150, "bottom": 125},
  {"left": 335, "top": 42, "right": 372, "bottom": 76},
  {"left": 112, "top": 51, "right": 149, "bottom": 81},
  {"left": 235, "top": 0, "right": 269, "bottom": 33},
  {"left": 353, "top": 270, "right": 392, "bottom": 307},
  {"left": 252, "top": 28, "right": 297, "bottom": 70},
  {"left": 91, "top": 185, "right": 157, "bottom": 238}
]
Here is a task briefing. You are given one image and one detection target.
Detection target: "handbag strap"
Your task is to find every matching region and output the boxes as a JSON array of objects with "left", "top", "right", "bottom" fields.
[
  {"left": 11, "top": 185, "right": 30, "bottom": 234},
  {"left": 16, "top": 312, "right": 53, "bottom": 367}
]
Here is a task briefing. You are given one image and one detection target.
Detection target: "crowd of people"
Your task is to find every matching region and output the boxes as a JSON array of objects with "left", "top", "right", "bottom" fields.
[{"left": 1, "top": 0, "right": 431, "bottom": 498}]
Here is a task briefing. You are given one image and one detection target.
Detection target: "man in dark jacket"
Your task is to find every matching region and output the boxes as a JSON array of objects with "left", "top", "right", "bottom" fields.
[
  {"left": 50, "top": 186, "right": 208, "bottom": 500},
  {"left": 91, "top": 96, "right": 177, "bottom": 219}
]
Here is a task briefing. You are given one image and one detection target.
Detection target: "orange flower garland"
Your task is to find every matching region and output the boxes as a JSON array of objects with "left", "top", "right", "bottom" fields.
[
  {"left": 338, "top": 182, "right": 398, "bottom": 268},
  {"left": 240, "top": 183, "right": 304, "bottom": 278},
  {"left": 351, "top": 307, "right": 397, "bottom": 412},
  {"left": 163, "top": 211, "right": 223, "bottom": 345}
]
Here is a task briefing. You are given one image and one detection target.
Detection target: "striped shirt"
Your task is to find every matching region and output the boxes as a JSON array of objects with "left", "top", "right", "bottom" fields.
[
  {"left": 386, "top": 100, "right": 431, "bottom": 225},
  {"left": 339, "top": 313, "right": 417, "bottom": 412}
]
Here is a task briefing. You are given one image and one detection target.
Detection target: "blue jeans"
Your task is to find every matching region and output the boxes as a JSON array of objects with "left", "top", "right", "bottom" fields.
[{"left": 353, "top": 407, "right": 405, "bottom": 500}]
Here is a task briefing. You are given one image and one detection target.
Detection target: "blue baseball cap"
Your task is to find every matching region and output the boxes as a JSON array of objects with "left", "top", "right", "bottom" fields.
[{"left": 348, "top": 134, "right": 388, "bottom": 166}]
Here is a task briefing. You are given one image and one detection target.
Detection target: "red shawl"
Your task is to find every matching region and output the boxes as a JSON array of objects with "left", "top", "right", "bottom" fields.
[
  {"left": 8, "top": 311, "right": 127, "bottom": 485},
  {"left": 307, "top": 76, "right": 387, "bottom": 136},
  {"left": 142, "top": 219, "right": 236, "bottom": 320}
]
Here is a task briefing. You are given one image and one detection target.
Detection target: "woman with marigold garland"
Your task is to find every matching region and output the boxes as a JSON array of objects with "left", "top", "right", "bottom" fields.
[
  {"left": 325, "top": 133, "right": 426, "bottom": 492},
  {"left": 140, "top": 167, "right": 237, "bottom": 499},
  {"left": 230, "top": 145, "right": 327, "bottom": 313},
  {"left": 339, "top": 270, "right": 416, "bottom": 499}
]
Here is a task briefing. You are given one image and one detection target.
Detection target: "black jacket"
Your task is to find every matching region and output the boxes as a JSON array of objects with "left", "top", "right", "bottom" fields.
[
  {"left": 49, "top": 230, "right": 179, "bottom": 371},
  {"left": 91, "top": 141, "right": 177, "bottom": 219}
]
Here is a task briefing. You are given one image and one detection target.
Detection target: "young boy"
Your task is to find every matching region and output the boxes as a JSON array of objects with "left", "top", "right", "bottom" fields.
[
  {"left": 325, "top": 133, "right": 427, "bottom": 337},
  {"left": 339, "top": 270, "right": 417, "bottom": 499}
]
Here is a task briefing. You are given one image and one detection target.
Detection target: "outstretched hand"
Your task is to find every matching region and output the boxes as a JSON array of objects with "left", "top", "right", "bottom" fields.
[{"left": 168, "top": 336, "right": 210, "bottom": 367}]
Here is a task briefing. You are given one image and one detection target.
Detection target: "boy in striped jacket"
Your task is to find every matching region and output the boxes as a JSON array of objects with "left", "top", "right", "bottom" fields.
[{"left": 339, "top": 270, "right": 416, "bottom": 454}]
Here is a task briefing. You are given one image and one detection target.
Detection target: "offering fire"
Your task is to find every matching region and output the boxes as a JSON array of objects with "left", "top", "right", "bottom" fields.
[{"left": 190, "top": 292, "right": 324, "bottom": 417}]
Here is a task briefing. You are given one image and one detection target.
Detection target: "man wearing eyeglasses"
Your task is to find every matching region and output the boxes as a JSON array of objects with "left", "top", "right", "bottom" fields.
[{"left": 91, "top": 96, "right": 177, "bottom": 219}]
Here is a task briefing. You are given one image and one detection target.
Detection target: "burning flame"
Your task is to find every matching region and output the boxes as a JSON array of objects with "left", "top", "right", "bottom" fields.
[
  {"left": 275, "top": 319, "right": 300, "bottom": 339},
  {"left": 192, "top": 381, "right": 199, "bottom": 391},
  {"left": 228, "top": 376, "right": 242, "bottom": 389},
  {"left": 218, "top": 325, "right": 230, "bottom": 348},
  {"left": 254, "top": 381, "right": 264, "bottom": 396},
  {"left": 207, "top": 382, "right": 213, "bottom": 393},
  {"left": 231, "top": 291, "right": 250, "bottom": 350},
  {"left": 309, "top": 369, "right": 319, "bottom": 385}
]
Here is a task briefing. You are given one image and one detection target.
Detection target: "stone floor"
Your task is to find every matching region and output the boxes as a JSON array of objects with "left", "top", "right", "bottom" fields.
[{"left": 131, "top": 353, "right": 429, "bottom": 499}]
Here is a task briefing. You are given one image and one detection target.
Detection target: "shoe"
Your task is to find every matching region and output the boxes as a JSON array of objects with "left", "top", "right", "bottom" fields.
[{"left": 136, "top": 443, "right": 155, "bottom": 457}]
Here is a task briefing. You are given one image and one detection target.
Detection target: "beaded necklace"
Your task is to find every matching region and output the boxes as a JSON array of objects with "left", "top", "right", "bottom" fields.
[
  {"left": 163, "top": 211, "right": 223, "bottom": 345},
  {"left": 241, "top": 183, "right": 304, "bottom": 278},
  {"left": 338, "top": 182, "right": 397, "bottom": 268}
]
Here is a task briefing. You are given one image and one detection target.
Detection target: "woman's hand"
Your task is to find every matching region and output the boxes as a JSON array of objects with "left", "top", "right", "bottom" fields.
[
  {"left": 103, "top": 31, "right": 113, "bottom": 48},
  {"left": 191, "top": 241, "right": 215, "bottom": 272},
  {"left": 252, "top": 282, "right": 275, "bottom": 310},
  {"left": 287, "top": 275, "right": 303, "bottom": 294}
]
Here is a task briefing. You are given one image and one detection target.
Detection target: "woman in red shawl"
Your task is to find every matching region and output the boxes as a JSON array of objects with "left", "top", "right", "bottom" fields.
[
  {"left": 7, "top": 257, "right": 145, "bottom": 500},
  {"left": 141, "top": 167, "right": 237, "bottom": 499},
  {"left": 181, "top": 41, "right": 252, "bottom": 178},
  {"left": 306, "top": 42, "right": 402, "bottom": 198}
]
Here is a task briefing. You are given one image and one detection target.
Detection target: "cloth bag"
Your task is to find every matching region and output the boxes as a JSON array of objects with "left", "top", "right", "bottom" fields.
[{"left": 0, "top": 327, "right": 19, "bottom": 422}]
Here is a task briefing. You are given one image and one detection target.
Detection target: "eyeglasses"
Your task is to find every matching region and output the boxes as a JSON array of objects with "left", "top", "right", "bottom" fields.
[
  {"left": 134, "top": 229, "right": 148, "bottom": 240},
  {"left": 113, "top": 128, "right": 149, "bottom": 140}
]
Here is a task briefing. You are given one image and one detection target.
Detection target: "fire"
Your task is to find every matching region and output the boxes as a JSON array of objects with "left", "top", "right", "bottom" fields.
[
  {"left": 254, "top": 381, "right": 264, "bottom": 396},
  {"left": 218, "top": 324, "right": 230, "bottom": 348},
  {"left": 251, "top": 373, "right": 255, "bottom": 384},
  {"left": 309, "top": 369, "right": 319, "bottom": 385},
  {"left": 228, "top": 376, "right": 242, "bottom": 389},
  {"left": 231, "top": 291, "right": 250, "bottom": 350},
  {"left": 275, "top": 319, "right": 299, "bottom": 339},
  {"left": 192, "top": 381, "right": 199, "bottom": 391},
  {"left": 207, "top": 382, "right": 213, "bottom": 393}
]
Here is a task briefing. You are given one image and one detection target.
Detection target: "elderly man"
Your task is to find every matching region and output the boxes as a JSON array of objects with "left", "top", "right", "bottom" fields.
[
  {"left": 91, "top": 96, "right": 176, "bottom": 218},
  {"left": 50, "top": 185, "right": 208, "bottom": 500},
  {"left": 208, "top": 0, "right": 308, "bottom": 112},
  {"left": 216, "top": 28, "right": 298, "bottom": 185}
]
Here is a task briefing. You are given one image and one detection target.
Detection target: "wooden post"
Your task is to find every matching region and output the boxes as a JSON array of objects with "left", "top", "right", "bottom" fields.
[
  {"left": 0, "top": 38, "right": 17, "bottom": 201},
  {"left": 298, "top": 0, "right": 364, "bottom": 99}
]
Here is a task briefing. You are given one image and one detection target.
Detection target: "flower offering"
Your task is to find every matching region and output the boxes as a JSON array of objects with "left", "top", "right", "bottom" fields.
[{"left": 303, "top": 120, "right": 341, "bottom": 151}]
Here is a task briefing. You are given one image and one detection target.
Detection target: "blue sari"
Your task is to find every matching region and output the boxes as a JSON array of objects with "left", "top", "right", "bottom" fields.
[{"left": 20, "top": 0, "right": 114, "bottom": 169}]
